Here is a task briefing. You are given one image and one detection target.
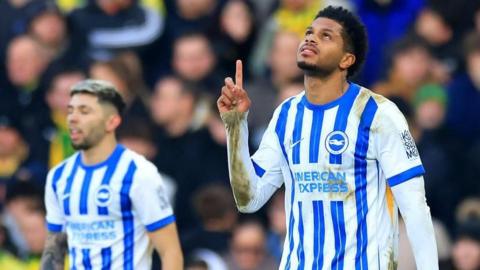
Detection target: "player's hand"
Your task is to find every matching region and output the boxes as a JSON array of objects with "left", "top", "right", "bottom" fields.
[{"left": 217, "top": 60, "right": 251, "bottom": 114}]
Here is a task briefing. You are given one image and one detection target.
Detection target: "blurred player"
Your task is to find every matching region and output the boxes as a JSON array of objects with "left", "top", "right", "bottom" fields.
[
  {"left": 217, "top": 6, "right": 438, "bottom": 269},
  {"left": 40, "top": 80, "right": 183, "bottom": 270}
]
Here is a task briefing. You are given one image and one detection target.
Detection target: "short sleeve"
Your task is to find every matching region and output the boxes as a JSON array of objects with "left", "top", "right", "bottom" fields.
[
  {"left": 45, "top": 164, "right": 67, "bottom": 232},
  {"left": 374, "top": 102, "right": 425, "bottom": 187},
  {"left": 251, "top": 106, "right": 286, "bottom": 187},
  {"left": 130, "top": 161, "right": 175, "bottom": 232}
]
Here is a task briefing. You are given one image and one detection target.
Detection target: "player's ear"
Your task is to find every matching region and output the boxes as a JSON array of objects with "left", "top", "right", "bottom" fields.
[
  {"left": 339, "top": 52, "right": 355, "bottom": 71},
  {"left": 106, "top": 114, "right": 122, "bottom": 132}
]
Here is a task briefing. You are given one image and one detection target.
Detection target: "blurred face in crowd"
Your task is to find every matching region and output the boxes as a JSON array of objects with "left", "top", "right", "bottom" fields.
[
  {"left": 231, "top": 223, "right": 267, "bottom": 270},
  {"left": 415, "top": 100, "right": 445, "bottom": 130},
  {"left": 67, "top": 93, "right": 118, "bottom": 150},
  {"left": 270, "top": 31, "right": 302, "bottom": 81},
  {"left": 46, "top": 72, "right": 85, "bottom": 114},
  {"left": 97, "top": 0, "right": 132, "bottom": 15},
  {"left": 151, "top": 78, "right": 193, "bottom": 125},
  {"left": 467, "top": 51, "right": 480, "bottom": 89},
  {"left": 392, "top": 46, "right": 432, "bottom": 86},
  {"left": 452, "top": 238, "right": 480, "bottom": 270},
  {"left": 0, "top": 126, "right": 22, "bottom": 157},
  {"left": 282, "top": 0, "right": 310, "bottom": 11},
  {"left": 90, "top": 63, "right": 130, "bottom": 101},
  {"left": 415, "top": 9, "right": 452, "bottom": 46},
  {"left": 173, "top": 35, "right": 215, "bottom": 81},
  {"left": 176, "top": 0, "right": 215, "bottom": 19},
  {"left": 30, "top": 12, "right": 66, "bottom": 48},
  {"left": 220, "top": 0, "right": 253, "bottom": 42},
  {"left": 19, "top": 212, "right": 47, "bottom": 254},
  {"left": 7, "top": 36, "right": 49, "bottom": 87}
]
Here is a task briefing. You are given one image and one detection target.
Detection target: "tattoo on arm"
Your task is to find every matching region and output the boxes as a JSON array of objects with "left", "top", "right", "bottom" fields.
[{"left": 41, "top": 232, "right": 68, "bottom": 270}]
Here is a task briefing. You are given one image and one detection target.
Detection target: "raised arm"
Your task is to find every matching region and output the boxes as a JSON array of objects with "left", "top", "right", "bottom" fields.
[
  {"left": 40, "top": 232, "right": 68, "bottom": 270},
  {"left": 217, "top": 60, "right": 283, "bottom": 212}
]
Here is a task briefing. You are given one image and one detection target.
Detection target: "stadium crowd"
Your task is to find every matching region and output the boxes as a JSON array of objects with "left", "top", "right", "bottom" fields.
[{"left": 0, "top": 0, "right": 479, "bottom": 269}]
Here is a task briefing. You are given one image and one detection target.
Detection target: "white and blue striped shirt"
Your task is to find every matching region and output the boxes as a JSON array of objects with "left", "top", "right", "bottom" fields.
[
  {"left": 250, "top": 83, "right": 425, "bottom": 269},
  {"left": 45, "top": 144, "right": 175, "bottom": 270}
]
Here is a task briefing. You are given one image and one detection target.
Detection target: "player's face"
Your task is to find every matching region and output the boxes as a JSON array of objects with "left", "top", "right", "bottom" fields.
[
  {"left": 67, "top": 93, "right": 109, "bottom": 150},
  {"left": 297, "top": 17, "right": 352, "bottom": 76}
]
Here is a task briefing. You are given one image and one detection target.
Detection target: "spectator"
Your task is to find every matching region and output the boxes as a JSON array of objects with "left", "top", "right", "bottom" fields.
[
  {"left": 172, "top": 33, "right": 223, "bottom": 94},
  {"left": 89, "top": 52, "right": 150, "bottom": 119},
  {"left": 446, "top": 31, "right": 480, "bottom": 142},
  {"left": 410, "top": 85, "right": 459, "bottom": 230},
  {"left": 440, "top": 219, "right": 480, "bottom": 270},
  {"left": 0, "top": 114, "right": 47, "bottom": 201},
  {"left": 2, "top": 35, "right": 52, "bottom": 122},
  {"left": 224, "top": 220, "right": 278, "bottom": 270},
  {"left": 0, "top": 0, "right": 52, "bottom": 64},
  {"left": 212, "top": 0, "right": 257, "bottom": 80},
  {"left": 163, "top": 0, "right": 220, "bottom": 43},
  {"left": 27, "top": 3, "right": 67, "bottom": 59},
  {"left": 413, "top": 6, "right": 458, "bottom": 84},
  {"left": 151, "top": 76, "right": 223, "bottom": 232},
  {"left": 2, "top": 182, "right": 44, "bottom": 260},
  {"left": 182, "top": 184, "right": 237, "bottom": 259},
  {"left": 67, "top": 0, "right": 164, "bottom": 63},
  {"left": 373, "top": 36, "right": 433, "bottom": 104},
  {"left": 455, "top": 198, "right": 480, "bottom": 224}
]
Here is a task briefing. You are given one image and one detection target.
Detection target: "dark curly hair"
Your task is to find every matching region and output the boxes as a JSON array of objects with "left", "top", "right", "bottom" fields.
[{"left": 315, "top": 6, "right": 368, "bottom": 77}]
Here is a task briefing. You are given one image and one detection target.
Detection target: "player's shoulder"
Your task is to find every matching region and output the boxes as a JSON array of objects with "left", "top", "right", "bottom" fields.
[
  {"left": 358, "top": 87, "right": 404, "bottom": 119},
  {"left": 47, "top": 152, "right": 80, "bottom": 180},
  {"left": 357, "top": 87, "right": 409, "bottom": 134},
  {"left": 121, "top": 147, "right": 159, "bottom": 176}
]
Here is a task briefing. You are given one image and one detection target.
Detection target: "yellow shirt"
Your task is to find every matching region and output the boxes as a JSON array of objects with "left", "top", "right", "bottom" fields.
[{"left": 274, "top": 1, "right": 323, "bottom": 38}]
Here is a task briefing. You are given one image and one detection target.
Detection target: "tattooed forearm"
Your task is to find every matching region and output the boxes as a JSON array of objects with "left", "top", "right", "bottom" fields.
[
  {"left": 41, "top": 232, "right": 68, "bottom": 270},
  {"left": 221, "top": 110, "right": 252, "bottom": 207}
]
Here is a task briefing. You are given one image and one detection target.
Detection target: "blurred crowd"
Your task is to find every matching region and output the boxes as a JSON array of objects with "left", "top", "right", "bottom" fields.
[{"left": 0, "top": 0, "right": 479, "bottom": 269}]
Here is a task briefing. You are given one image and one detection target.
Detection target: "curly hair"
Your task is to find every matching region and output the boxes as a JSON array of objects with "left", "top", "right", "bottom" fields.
[{"left": 315, "top": 6, "right": 368, "bottom": 77}]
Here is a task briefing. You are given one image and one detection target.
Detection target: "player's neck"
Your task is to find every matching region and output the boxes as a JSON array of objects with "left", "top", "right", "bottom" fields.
[
  {"left": 81, "top": 135, "right": 117, "bottom": 165},
  {"left": 304, "top": 72, "right": 349, "bottom": 105}
]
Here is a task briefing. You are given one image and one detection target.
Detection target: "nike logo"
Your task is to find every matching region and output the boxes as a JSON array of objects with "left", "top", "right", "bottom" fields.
[
  {"left": 62, "top": 193, "right": 70, "bottom": 200},
  {"left": 289, "top": 138, "right": 304, "bottom": 149}
]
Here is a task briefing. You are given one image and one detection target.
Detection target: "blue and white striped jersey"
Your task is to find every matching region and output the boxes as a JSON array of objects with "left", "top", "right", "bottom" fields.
[
  {"left": 251, "top": 83, "right": 425, "bottom": 269},
  {"left": 45, "top": 144, "right": 175, "bottom": 270}
]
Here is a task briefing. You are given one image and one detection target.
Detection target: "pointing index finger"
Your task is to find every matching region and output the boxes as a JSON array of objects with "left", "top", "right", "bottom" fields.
[{"left": 235, "top": 59, "right": 243, "bottom": 89}]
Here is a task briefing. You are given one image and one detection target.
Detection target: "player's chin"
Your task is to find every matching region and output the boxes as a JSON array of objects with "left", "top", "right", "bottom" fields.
[{"left": 297, "top": 60, "right": 318, "bottom": 71}]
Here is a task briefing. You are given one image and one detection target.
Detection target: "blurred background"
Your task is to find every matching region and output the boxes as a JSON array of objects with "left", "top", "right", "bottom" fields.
[{"left": 0, "top": 0, "right": 479, "bottom": 269}]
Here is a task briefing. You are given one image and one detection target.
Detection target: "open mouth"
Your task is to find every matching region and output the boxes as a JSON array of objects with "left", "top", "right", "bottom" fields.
[
  {"left": 69, "top": 128, "right": 82, "bottom": 140},
  {"left": 300, "top": 44, "right": 318, "bottom": 56}
]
